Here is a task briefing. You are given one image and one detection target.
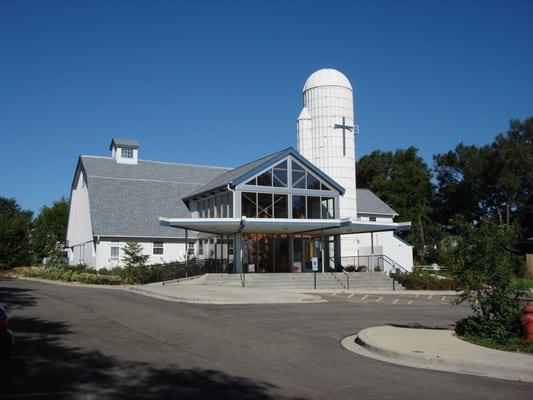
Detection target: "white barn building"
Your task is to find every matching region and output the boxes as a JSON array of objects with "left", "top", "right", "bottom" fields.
[{"left": 66, "top": 69, "right": 413, "bottom": 273}]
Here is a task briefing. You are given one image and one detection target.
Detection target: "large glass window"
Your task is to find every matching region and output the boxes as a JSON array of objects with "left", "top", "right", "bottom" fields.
[
  {"left": 215, "top": 196, "right": 220, "bottom": 218},
  {"left": 321, "top": 197, "right": 335, "bottom": 219},
  {"left": 257, "top": 193, "right": 273, "bottom": 218},
  {"left": 273, "top": 161, "right": 288, "bottom": 187},
  {"left": 307, "top": 173, "right": 321, "bottom": 190},
  {"left": 307, "top": 196, "right": 321, "bottom": 219},
  {"left": 292, "top": 161, "right": 306, "bottom": 189},
  {"left": 273, "top": 194, "right": 288, "bottom": 218},
  {"left": 257, "top": 170, "right": 272, "bottom": 186},
  {"left": 242, "top": 192, "right": 257, "bottom": 217},
  {"left": 292, "top": 195, "right": 306, "bottom": 218}
]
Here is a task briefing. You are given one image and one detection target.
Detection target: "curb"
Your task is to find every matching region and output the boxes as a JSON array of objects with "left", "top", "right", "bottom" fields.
[
  {"left": 127, "top": 286, "right": 327, "bottom": 305},
  {"left": 342, "top": 328, "right": 533, "bottom": 383},
  {"left": 13, "top": 276, "right": 130, "bottom": 290}
]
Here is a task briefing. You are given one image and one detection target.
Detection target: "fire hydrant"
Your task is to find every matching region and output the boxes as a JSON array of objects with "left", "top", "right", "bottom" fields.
[{"left": 523, "top": 303, "right": 533, "bottom": 343}]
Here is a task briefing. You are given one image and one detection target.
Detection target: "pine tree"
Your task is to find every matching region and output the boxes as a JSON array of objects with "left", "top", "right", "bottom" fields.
[{"left": 122, "top": 242, "right": 149, "bottom": 267}]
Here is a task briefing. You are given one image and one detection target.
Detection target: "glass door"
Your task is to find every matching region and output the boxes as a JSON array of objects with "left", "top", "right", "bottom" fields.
[{"left": 303, "top": 238, "right": 321, "bottom": 272}]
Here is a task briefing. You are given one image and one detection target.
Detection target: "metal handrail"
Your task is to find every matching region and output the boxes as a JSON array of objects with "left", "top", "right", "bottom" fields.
[
  {"left": 340, "top": 254, "right": 409, "bottom": 274},
  {"left": 342, "top": 269, "right": 350, "bottom": 290},
  {"left": 377, "top": 254, "right": 409, "bottom": 274}
]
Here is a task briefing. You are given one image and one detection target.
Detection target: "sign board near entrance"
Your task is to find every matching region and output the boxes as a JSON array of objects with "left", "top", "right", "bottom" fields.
[{"left": 311, "top": 257, "right": 319, "bottom": 271}]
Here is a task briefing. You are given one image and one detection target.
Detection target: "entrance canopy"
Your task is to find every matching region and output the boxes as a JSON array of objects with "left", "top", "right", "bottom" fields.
[{"left": 159, "top": 217, "right": 410, "bottom": 235}]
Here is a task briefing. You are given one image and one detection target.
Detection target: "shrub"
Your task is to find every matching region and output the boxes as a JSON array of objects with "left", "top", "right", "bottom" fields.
[
  {"left": 122, "top": 265, "right": 154, "bottom": 284},
  {"left": 71, "top": 273, "right": 122, "bottom": 285},
  {"left": 22, "top": 264, "right": 123, "bottom": 285},
  {"left": 448, "top": 218, "right": 527, "bottom": 344},
  {"left": 392, "top": 271, "right": 456, "bottom": 290}
]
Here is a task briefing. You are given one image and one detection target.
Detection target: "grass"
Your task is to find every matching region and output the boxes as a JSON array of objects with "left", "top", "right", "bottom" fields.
[
  {"left": 460, "top": 334, "right": 533, "bottom": 354},
  {"left": 511, "top": 277, "right": 533, "bottom": 290}
]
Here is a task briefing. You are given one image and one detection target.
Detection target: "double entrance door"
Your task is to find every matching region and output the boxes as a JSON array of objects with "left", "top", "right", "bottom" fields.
[
  {"left": 243, "top": 234, "right": 290, "bottom": 273},
  {"left": 292, "top": 236, "right": 322, "bottom": 272}
]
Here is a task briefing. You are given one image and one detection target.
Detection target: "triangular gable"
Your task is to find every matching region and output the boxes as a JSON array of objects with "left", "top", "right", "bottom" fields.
[
  {"left": 183, "top": 147, "right": 345, "bottom": 200},
  {"left": 233, "top": 148, "right": 345, "bottom": 194}
]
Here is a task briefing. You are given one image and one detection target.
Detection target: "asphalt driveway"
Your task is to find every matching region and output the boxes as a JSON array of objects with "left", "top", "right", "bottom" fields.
[{"left": 0, "top": 278, "right": 530, "bottom": 399}]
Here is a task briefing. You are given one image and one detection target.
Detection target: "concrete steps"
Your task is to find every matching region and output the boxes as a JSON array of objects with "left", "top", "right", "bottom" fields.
[{"left": 195, "top": 272, "right": 401, "bottom": 290}]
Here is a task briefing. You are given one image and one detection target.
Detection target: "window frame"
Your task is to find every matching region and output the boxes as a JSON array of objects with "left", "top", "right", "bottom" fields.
[
  {"left": 121, "top": 147, "right": 134, "bottom": 158},
  {"left": 153, "top": 241, "right": 164, "bottom": 255}
]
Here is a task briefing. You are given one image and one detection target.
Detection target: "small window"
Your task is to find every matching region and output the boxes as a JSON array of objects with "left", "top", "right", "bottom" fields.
[
  {"left": 110, "top": 246, "right": 119, "bottom": 260},
  {"left": 187, "top": 242, "right": 195, "bottom": 256},
  {"left": 153, "top": 242, "right": 164, "bottom": 255},
  {"left": 121, "top": 147, "right": 133, "bottom": 158},
  {"left": 369, "top": 216, "right": 376, "bottom": 222},
  {"left": 198, "top": 240, "right": 204, "bottom": 256}
]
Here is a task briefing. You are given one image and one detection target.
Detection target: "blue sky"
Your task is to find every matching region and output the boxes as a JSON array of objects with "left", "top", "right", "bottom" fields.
[{"left": 1, "top": 0, "right": 532, "bottom": 212}]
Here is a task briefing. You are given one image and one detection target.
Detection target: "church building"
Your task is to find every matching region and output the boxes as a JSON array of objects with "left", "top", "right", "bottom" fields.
[{"left": 66, "top": 69, "right": 414, "bottom": 273}]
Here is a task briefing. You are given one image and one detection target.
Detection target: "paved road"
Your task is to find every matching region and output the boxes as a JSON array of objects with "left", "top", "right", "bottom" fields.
[{"left": 0, "top": 278, "right": 530, "bottom": 399}]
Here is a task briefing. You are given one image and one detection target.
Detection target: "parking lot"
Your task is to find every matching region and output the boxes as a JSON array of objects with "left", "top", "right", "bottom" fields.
[{"left": 320, "top": 292, "right": 457, "bottom": 306}]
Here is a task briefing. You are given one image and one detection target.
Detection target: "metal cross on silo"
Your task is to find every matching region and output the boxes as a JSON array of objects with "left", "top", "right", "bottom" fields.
[{"left": 334, "top": 117, "right": 354, "bottom": 156}]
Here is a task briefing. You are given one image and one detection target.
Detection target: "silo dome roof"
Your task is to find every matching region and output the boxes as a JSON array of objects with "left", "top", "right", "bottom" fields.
[{"left": 303, "top": 68, "right": 352, "bottom": 91}]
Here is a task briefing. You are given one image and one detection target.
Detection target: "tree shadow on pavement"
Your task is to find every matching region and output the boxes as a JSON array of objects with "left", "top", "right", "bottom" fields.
[
  {"left": 0, "top": 283, "right": 304, "bottom": 400},
  {"left": 0, "top": 278, "right": 37, "bottom": 309}
]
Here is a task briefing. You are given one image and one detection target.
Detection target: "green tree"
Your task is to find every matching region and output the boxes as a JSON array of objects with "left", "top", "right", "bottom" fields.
[
  {"left": 434, "top": 117, "right": 532, "bottom": 236},
  {"left": 433, "top": 144, "right": 488, "bottom": 227},
  {"left": 31, "top": 197, "right": 69, "bottom": 263},
  {"left": 449, "top": 218, "right": 527, "bottom": 343},
  {"left": 357, "top": 147, "right": 436, "bottom": 261},
  {"left": 122, "top": 242, "right": 149, "bottom": 268},
  {"left": 0, "top": 197, "right": 33, "bottom": 269},
  {"left": 122, "top": 242, "right": 151, "bottom": 284}
]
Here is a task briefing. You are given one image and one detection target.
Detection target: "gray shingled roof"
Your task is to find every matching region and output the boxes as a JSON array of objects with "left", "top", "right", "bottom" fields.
[
  {"left": 80, "top": 156, "right": 229, "bottom": 237},
  {"left": 109, "top": 138, "right": 140, "bottom": 149},
  {"left": 356, "top": 189, "right": 398, "bottom": 216},
  {"left": 78, "top": 155, "right": 397, "bottom": 240}
]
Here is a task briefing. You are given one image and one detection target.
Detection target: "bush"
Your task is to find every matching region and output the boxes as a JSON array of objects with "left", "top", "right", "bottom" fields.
[
  {"left": 22, "top": 264, "right": 123, "bottom": 285},
  {"left": 392, "top": 271, "right": 457, "bottom": 290},
  {"left": 448, "top": 218, "right": 527, "bottom": 344},
  {"left": 122, "top": 265, "right": 154, "bottom": 284},
  {"left": 71, "top": 273, "right": 122, "bottom": 285}
]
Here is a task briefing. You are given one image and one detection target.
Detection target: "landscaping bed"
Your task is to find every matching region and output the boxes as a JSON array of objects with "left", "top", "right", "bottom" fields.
[
  {"left": 459, "top": 334, "right": 533, "bottom": 355},
  {"left": 392, "top": 271, "right": 457, "bottom": 290},
  {"left": 23, "top": 264, "right": 123, "bottom": 285},
  {"left": 20, "top": 259, "right": 220, "bottom": 285}
]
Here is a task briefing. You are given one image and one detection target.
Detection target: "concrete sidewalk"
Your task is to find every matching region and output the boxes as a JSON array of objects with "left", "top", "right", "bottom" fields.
[
  {"left": 129, "top": 283, "right": 327, "bottom": 304},
  {"left": 342, "top": 326, "right": 533, "bottom": 383}
]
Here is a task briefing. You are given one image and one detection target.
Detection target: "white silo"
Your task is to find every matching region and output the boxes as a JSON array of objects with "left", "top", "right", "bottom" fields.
[{"left": 297, "top": 68, "right": 358, "bottom": 258}]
